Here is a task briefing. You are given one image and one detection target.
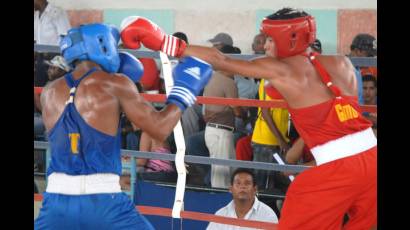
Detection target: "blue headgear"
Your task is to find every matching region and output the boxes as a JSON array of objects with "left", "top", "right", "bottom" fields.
[{"left": 60, "top": 23, "right": 121, "bottom": 73}]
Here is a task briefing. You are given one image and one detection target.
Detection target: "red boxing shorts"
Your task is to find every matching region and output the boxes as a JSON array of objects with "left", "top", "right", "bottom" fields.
[{"left": 279, "top": 147, "right": 377, "bottom": 230}]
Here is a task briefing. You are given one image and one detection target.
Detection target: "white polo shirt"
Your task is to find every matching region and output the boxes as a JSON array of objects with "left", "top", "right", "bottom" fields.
[
  {"left": 207, "top": 197, "right": 278, "bottom": 230},
  {"left": 34, "top": 4, "right": 71, "bottom": 45}
]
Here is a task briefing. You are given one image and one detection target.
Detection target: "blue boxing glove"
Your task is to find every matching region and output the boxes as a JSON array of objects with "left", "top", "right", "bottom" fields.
[
  {"left": 118, "top": 51, "right": 144, "bottom": 82},
  {"left": 166, "top": 56, "right": 213, "bottom": 111}
]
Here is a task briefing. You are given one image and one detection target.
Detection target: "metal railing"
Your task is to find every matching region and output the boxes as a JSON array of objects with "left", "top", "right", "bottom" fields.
[
  {"left": 34, "top": 44, "right": 377, "bottom": 67},
  {"left": 34, "top": 141, "right": 308, "bottom": 200}
]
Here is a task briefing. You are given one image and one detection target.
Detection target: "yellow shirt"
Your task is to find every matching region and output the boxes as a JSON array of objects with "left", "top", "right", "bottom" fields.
[{"left": 251, "top": 79, "right": 289, "bottom": 146}]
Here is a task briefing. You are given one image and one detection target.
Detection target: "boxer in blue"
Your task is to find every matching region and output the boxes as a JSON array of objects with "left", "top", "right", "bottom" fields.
[{"left": 34, "top": 23, "right": 213, "bottom": 230}]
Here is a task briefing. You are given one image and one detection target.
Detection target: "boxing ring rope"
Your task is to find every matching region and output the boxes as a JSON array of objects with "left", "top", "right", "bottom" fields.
[{"left": 34, "top": 88, "right": 377, "bottom": 114}]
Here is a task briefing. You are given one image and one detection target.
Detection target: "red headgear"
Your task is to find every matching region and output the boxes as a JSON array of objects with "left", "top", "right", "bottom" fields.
[{"left": 260, "top": 16, "right": 316, "bottom": 58}]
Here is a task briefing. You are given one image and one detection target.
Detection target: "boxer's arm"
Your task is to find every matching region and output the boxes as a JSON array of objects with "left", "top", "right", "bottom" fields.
[
  {"left": 282, "top": 137, "right": 305, "bottom": 177},
  {"left": 120, "top": 17, "right": 290, "bottom": 82},
  {"left": 285, "top": 138, "right": 305, "bottom": 164},
  {"left": 112, "top": 74, "right": 182, "bottom": 142},
  {"left": 182, "top": 45, "right": 292, "bottom": 82}
]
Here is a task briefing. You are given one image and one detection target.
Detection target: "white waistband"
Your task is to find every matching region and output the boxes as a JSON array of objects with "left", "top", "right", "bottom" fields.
[
  {"left": 311, "top": 128, "right": 377, "bottom": 166},
  {"left": 46, "top": 173, "right": 122, "bottom": 195}
]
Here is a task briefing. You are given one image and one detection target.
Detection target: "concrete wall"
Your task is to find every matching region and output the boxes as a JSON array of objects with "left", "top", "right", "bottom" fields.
[{"left": 49, "top": 0, "right": 377, "bottom": 55}]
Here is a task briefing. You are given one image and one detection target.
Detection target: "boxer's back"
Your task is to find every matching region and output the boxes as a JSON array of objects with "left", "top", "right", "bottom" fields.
[
  {"left": 41, "top": 65, "right": 124, "bottom": 176},
  {"left": 42, "top": 66, "right": 121, "bottom": 136}
]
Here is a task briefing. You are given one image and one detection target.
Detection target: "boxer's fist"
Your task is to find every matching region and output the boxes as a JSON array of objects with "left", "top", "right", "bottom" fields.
[
  {"left": 120, "top": 16, "right": 186, "bottom": 57},
  {"left": 166, "top": 56, "right": 213, "bottom": 111},
  {"left": 118, "top": 51, "right": 144, "bottom": 83}
]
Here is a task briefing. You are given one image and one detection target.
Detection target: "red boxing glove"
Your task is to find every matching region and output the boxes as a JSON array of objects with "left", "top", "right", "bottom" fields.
[{"left": 120, "top": 16, "right": 186, "bottom": 57}]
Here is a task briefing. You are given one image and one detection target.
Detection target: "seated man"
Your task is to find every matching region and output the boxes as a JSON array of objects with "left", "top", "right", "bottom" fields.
[{"left": 207, "top": 168, "right": 278, "bottom": 230}]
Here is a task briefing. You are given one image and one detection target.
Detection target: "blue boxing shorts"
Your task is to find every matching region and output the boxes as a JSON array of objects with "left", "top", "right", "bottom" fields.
[{"left": 34, "top": 192, "right": 154, "bottom": 230}]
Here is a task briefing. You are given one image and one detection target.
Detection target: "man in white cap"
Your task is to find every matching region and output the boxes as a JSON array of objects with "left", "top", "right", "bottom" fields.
[{"left": 44, "top": 56, "right": 71, "bottom": 81}]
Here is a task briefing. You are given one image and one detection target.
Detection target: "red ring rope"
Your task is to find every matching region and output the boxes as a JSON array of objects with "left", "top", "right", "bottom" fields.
[{"left": 34, "top": 87, "right": 377, "bottom": 113}]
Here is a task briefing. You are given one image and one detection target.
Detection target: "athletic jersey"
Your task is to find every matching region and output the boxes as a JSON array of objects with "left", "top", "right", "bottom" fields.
[
  {"left": 46, "top": 67, "right": 122, "bottom": 176},
  {"left": 282, "top": 53, "right": 373, "bottom": 149}
]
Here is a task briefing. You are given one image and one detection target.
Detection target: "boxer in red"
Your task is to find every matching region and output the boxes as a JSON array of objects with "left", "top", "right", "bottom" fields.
[{"left": 120, "top": 7, "right": 377, "bottom": 229}]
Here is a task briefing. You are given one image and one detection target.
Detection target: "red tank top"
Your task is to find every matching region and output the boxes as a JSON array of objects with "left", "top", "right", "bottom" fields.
[{"left": 287, "top": 52, "right": 373, "bottom": 149}]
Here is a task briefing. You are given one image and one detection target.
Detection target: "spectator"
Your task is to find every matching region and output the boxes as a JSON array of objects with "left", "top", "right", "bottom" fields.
[
  {"left": 350, "top": 34, "right": 377, "bottom": 58},
  {"left": 44, "top": 55, "right": 71, "bottom": 81},
  {"left": 120, "top": 130, "right": 177, "bottom": 190},
  {"left": 235, "top": 135, "right": 253, "bottom": 161},
  {"left": 252, "top": 33, "right": 267, "bottom": 55},
  {"left": 251, "top": 79, "right": 290, "bottom": 192},
  {"left": 362, "top": 74, "right": 377, "bottom": 105},
  {"left": 231, "top": 46, "right": 257, "bottom": 144},
  {"left": 348, "top": 33, "right": 377, "bottom": 104},
  {"left": 186, "top": 130, "right": 211, "bottom": 186},
  {"left": 310, "top": 39, "right": 322, "bottom": 54},
  {"left": 34, "top": 0, "right": 71, "bottom": 87},
  {"left": 34, "top": 55, "right": 70, "bottom": 140},
  {"left": 34, "top": 0, "right": 71, "bottom": 45},
  {"left": 138, "top": 132, "right": 176, "bottom": 180},
  {"left": 206, "top": 168, "right": 278, "bottom": 230},
  {"left": 234, "top": 34, "right": 269, "bottom": 163},
  {"left": 350, "top": 33, "right": 377, "bottom": 77},
  {"left": 362, "top": 74, "right": 377, "bottom": 135},
  {"left": 203, "top": 44, "right": 247, "bottom": 189},
  {"left": 208, "top": 32, "right": 234, "bottom": 50}
]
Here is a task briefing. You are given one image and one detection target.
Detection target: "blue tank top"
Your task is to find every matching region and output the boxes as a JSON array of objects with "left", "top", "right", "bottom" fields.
[{"left": 46, "top": 68, "right": 122, "bottom": 176}]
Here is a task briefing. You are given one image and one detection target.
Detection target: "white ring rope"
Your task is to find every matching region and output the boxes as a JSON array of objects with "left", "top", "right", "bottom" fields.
[{"left": 159, "top": 52, "right": 187, "bottom": 219}]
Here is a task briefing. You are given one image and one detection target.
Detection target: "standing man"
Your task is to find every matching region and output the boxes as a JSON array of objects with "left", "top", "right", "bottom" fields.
[
  {"left": 203, "top": 45, "right": 246, "bottom": 189},
  {"left": 34, "top": 0, "right": 71, "bottom": 87},
  {"left": 34, "top": 0, "right": 71, "bottom": 45},
  {"left": 251, "top": 78, "right": 290, "bottom": 192},
  {"left": 35, "top": 23, "right": 212, "bottom": 229},
  {"left": 120, "top": 8, "right": 377, "bottom": 229}
]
